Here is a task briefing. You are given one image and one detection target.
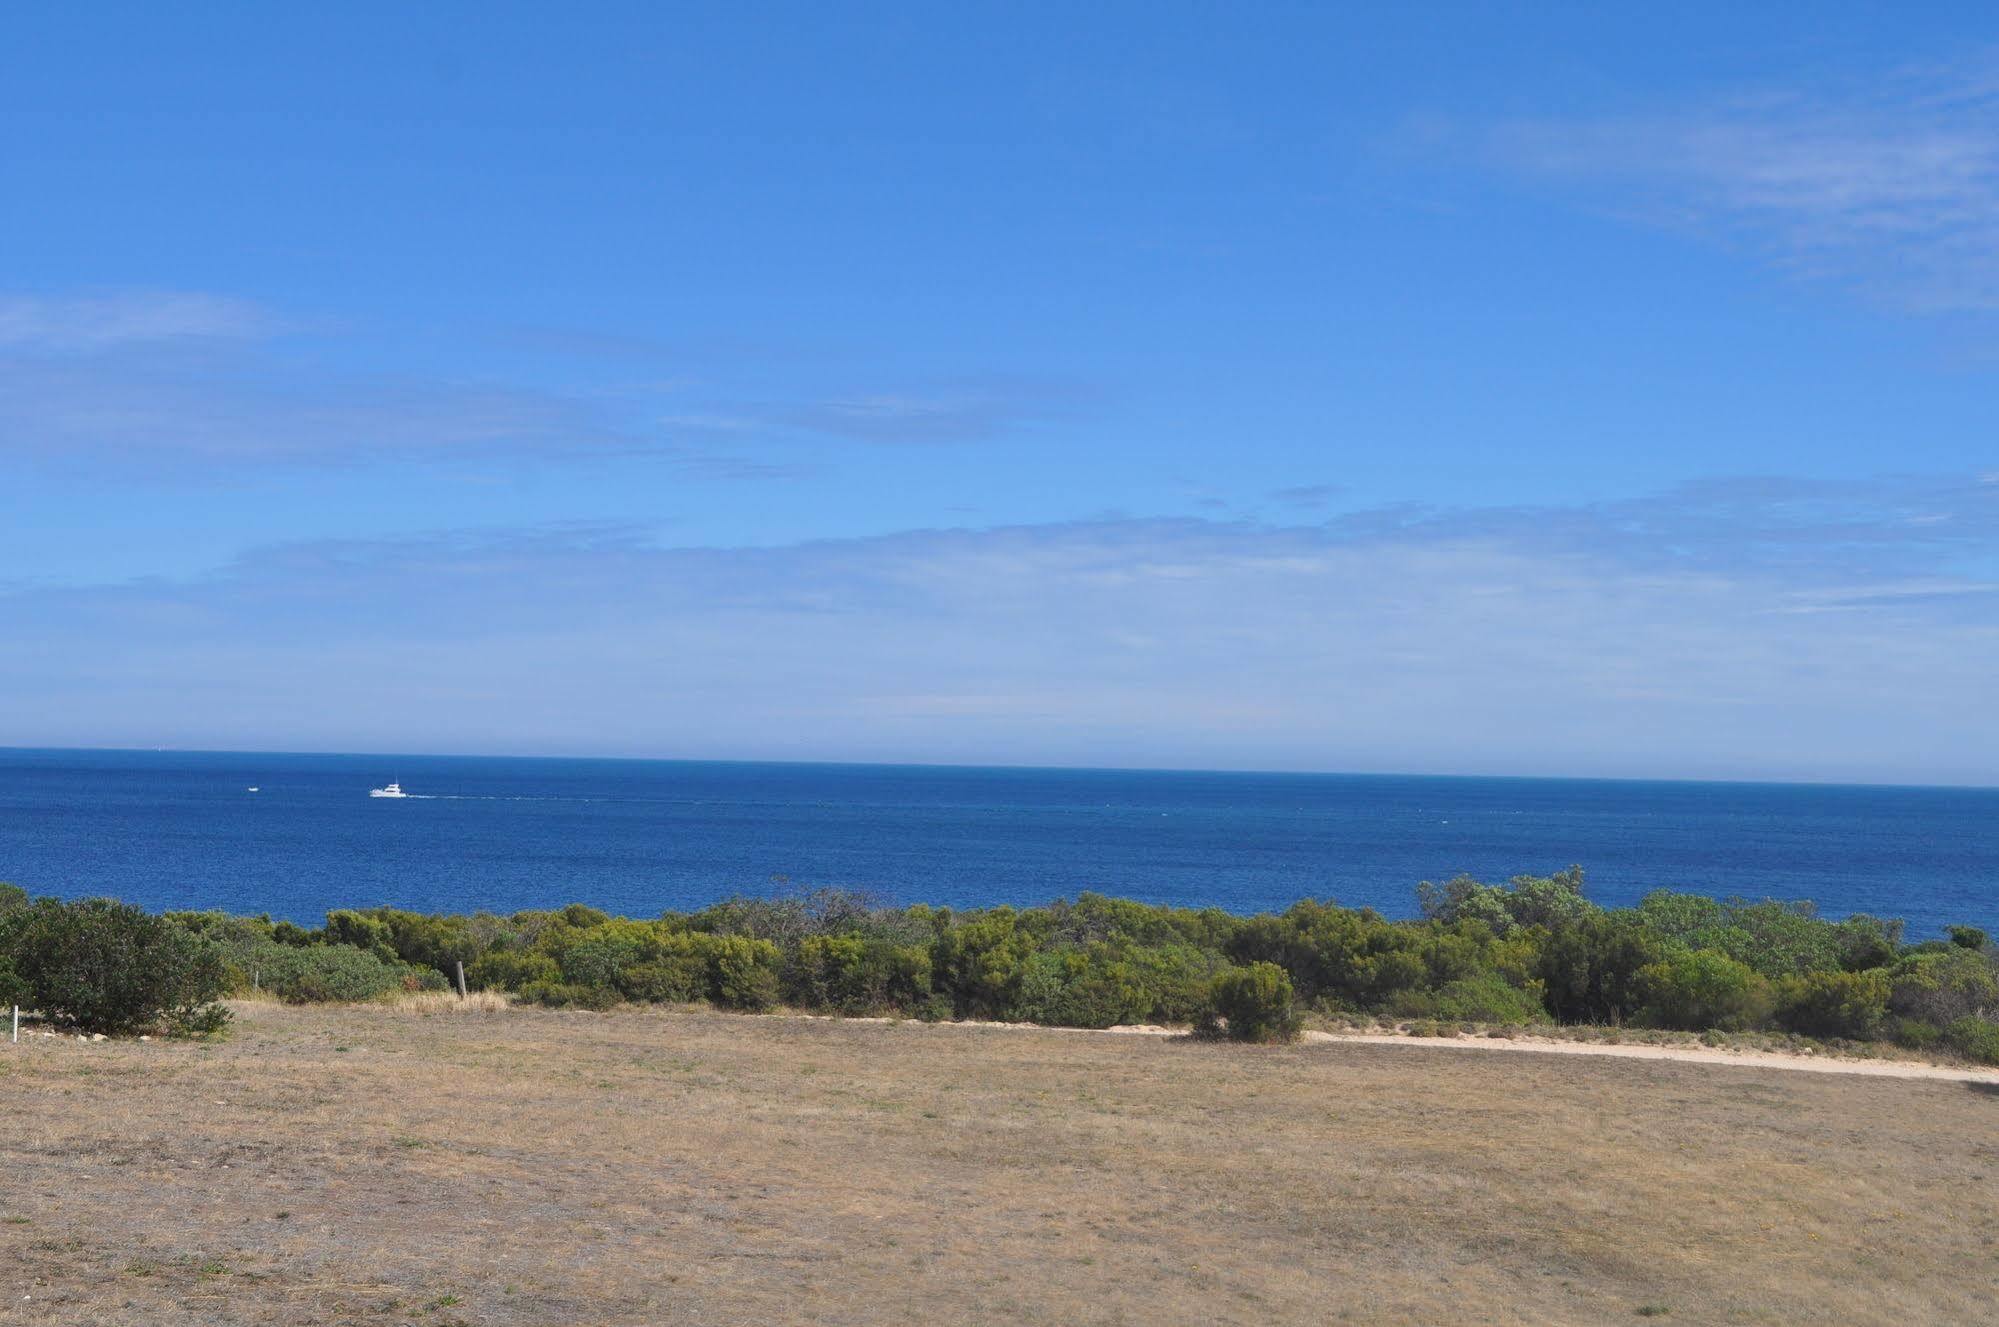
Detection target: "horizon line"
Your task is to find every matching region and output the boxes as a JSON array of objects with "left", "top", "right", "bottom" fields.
[{"left": 4, "top": 743, "right": 1994, "bottom": 796}]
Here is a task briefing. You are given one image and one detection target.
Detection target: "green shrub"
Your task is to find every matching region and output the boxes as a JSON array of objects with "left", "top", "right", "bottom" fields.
[
  {"left": 0, "top": 897, "right": 229, "bottom": 1035},
  {"left": 555, "top": 931, "right": 644, "bottom": 989},
  {"left": 1888, "top": 949, "right": 1999, "bottom": 1026},
  {"left": 930, "top": 910, "right": 1034, "bottom": 1018},
  {"left": 708, "top": 935, "right": 781, "bottom": 1011},
  {"left": 618, "top": 955, "right": 710, "bottom": 1004},
  {"left": 1389, "top": 972, "right": 1545, "bottom": 1026},
  {"left": 1832, "top": 916, "right": 1904, "bottom": 971},
  {"left": 465, "top": 949, "right": 560, "bottom": 992},
  {"left": 1773, "top": 968, "right": 1890, "bottom": 1039},
  {"left": 320, "top": 910, "right": 398, "bottom": 962},
  {"left": 0, "top": 954, "right": 27, "bottom": 1008},
  {"left": 1947, "top": 925, "right": 1990, "bottom": 951},
  {"left": 1419, "top": 867, "right": 1594, "bottom": 936},
  {"left": 1535, "top": 912, "right": 1659, "bottom": 1024},
  {"left": 1226, "top": 901, "right": 1429, "bottom": 1009},
  {"left": 694, "top": 888, "right": 925, "bottom": 946},
  {"left": 783, "top": 936, "right": 932, "bottom": 1015},
  {"left": 1889, "top": 1016, "right": 1942, "bottom": 1052},
  {"left": 1633, "top": 893, "right": 1901, "bottom": 979},
  {"left": 1013, "top": 949, "right": 1151, "bottom": 1029},
  {"left": 1943, "top": 1016, "right": 1999, "bottom": 1066},
  {"left": 1196, "top": 962, "right": 1300, "bottom": 1043},
  {"left": 515, "top": 981, "right": 619, "bottom": 1011},
  {"left": 1117, "top": 942, "right": 1223, "bottom": 1024},
  {"left": 253, "top": 942, "right": 423, "bottom": 1003},
  {"left": 1636, "top": 950, "right": 1770, "bottom": 1032}
]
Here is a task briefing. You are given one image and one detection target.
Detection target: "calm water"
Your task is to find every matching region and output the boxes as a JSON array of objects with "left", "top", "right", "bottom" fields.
[{"left": 0, "top": 748, "right": 1993, "bottom": 936}]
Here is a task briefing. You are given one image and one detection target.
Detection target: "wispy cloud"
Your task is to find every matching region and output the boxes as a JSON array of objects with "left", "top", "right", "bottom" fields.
[
  {"left": 1489, "top": 57, "right": 1999, "bottom": 310},
  {"left": 785, "top": 386, "right": 1071, "bottom": 444},
  {"left": 665, "top": 380, "right": 1087, "bottom": 447},
  {"left": 0, "top": 354, "right": 802, "bottom": 477},
  {"left": 4, "top": 474, "right": 1994, "bottom": 781},
  {"left": 0, "top": 291, "right": 272, "bottom": 351},
  {"left": 0, "top": 290, "right": 1073, "bottom": 470},
  {"left": 1269, "top": 483, "right": 1344, "bottom": 509}
]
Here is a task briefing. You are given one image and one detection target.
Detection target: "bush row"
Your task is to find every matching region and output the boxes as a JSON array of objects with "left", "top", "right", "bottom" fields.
[{"left": 2, "top": 874, "right": 1994, "bottom": 1056}]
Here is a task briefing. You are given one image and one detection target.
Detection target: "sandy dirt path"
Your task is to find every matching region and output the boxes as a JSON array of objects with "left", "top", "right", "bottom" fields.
[
  {"left": 1285, "top": 1028, "right": 1999, "bottom": 1083},
  {"left": 867, "top": 1014, "right": 1999, "bottom": 1084}
]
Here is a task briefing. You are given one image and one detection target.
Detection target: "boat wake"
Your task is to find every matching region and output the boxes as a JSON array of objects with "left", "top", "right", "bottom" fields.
[{"left": 393, "top": 793, "right": 607, "bottom": 803}]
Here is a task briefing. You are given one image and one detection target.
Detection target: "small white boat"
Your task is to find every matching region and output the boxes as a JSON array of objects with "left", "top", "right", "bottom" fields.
[
  {"left": 369, "top": 781, "right": 409, "bottom": 799},
  {"left": 246, "top": 786, "right": 260, "bottom": 793}
]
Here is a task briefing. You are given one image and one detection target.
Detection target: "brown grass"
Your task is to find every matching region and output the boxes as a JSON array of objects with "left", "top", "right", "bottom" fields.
[
  {"left": 379, "top": 990, "right": 513, "bottom": 1016},
  {"left": 2, "top": 1001, "right": 1996, "bottom": 1325}
]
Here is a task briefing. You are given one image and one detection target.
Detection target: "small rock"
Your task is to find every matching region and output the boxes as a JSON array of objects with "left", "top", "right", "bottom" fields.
[
  {"left": 90, "top": 1033, "right": 106, "bottom": 1042},
  {"left": 138, "top": 1035, "right": 150, "bottom": 1042}
]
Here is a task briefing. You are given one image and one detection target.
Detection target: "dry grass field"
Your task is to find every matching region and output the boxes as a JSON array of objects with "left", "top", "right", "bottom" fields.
[{"left": 3, "top": 1001, "right": 1996, "bottom": 1326}]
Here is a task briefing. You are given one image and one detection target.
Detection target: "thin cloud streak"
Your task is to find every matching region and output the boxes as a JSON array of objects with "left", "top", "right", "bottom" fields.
[
  {"left": 0, "top": 291, "right": 273, "bottom": 350},
  {"left": 0, "top": 291, "right": 1078, "bottom": 469},
  {"left": 1488, "top": 56, "right": 1999, "bottom": 311}
]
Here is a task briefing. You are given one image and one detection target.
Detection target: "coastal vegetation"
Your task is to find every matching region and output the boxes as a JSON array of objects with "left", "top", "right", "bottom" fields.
[{"left": 1, "top": 870, "right": 1995, "bottom": 1063}]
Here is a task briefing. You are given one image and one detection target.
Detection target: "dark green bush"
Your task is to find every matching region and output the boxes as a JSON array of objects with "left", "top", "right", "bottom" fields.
[
  {"left": 618, "top": 955, "right": 710, "bottom": 1003},
  {"left": 1535, "top": 912, "right": 1659, "bottom": 1024},
  {"left": 515, "top": 980, "right": 619, "bottom": 1011},
  {"left": 1389, "top": 972, "right": 1545, "bottom": 1025},
  {"left": 1948, "top": 925, "right": 1990, "bottom": 951},
  {"left": 930, "top": 909, "right": 1034, "bottom": 1018},
  {"left": 1773, "top": 968, "right": 1890, "bottom": 1039},
  {"left": 465, "top": 949, "right": 560, "bottom": 992},
  {"left": 1636, "top": 950, "right": 1770, "bottom": 1032},
  {"left": 1197, "top": 962, "right": 1301, "bottom": 1043},
  {"left": 708, "top": 935, "right": 781, "bottom": 1010},
  {"left": 321, "top": 909, "right": 398, "bottom": 962},
  {"left": 0, "top": 954, "right": 27, "bottom": 1008},
  {"left": 1419, "top": 867, "right": 1594, "bottom": 936},
  {"left": 1943, "top": 1016, "right": 1999, "bottom": 1066},
  {"left": 1013, "top": 948, "right": 1151, "bottom": 1029},
  {"left": 1888, "top": 948, "right": 1999, "bottom": 1026},
  {"left": 1632, "top": 892, "right": 1890, "bottom": 979},
  {"left": 1227, "top": 901, "right": 1429, "bottom": 1009},
  {"left": 261, "top": 943, "right": 434, "bottom": 1003},
  {"left": 1116, "top": 942, "right": 1224, "bottom": 1024},
  {"left": 783, "top": 936, "right": 932, "bottom": 1014},
  {"left": 1889, "top": 1016, "right": 1942, "bottom": 1052},
  {"left": 0, "top": 897, "right": 228, "bottom": 1035}
]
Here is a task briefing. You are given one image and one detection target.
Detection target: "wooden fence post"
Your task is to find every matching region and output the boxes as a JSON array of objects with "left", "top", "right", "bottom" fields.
[{"left": 455, "top": 961, "right": 467, "bottom": 999}]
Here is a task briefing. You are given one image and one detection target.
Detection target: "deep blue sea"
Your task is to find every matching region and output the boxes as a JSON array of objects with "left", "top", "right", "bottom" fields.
[{"left": 0, "top": 748, "right": 1993, "bottom": 937}]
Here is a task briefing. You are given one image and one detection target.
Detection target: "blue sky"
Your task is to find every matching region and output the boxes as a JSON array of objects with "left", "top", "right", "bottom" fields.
[{"left": 4, "top": 3, "right": 1997, "bottom": 782}]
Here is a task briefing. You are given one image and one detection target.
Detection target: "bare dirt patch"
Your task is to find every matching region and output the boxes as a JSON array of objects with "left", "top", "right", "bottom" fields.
[{"left": 3, "top": 1001, "right": 1996, "bottom": 1325}]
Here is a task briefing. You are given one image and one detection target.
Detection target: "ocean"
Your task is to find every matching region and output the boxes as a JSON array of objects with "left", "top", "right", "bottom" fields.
[{"left": 0, "top": 747, "right": 1993, "bottom": 936}]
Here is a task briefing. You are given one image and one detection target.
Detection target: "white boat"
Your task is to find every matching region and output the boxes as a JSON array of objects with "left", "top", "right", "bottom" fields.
[
  {"left": 369, "top": 781, "right": 409, "bottom": 799},
  {"left": 246, "top": 786, "right": 260, "bottom": 793}
]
